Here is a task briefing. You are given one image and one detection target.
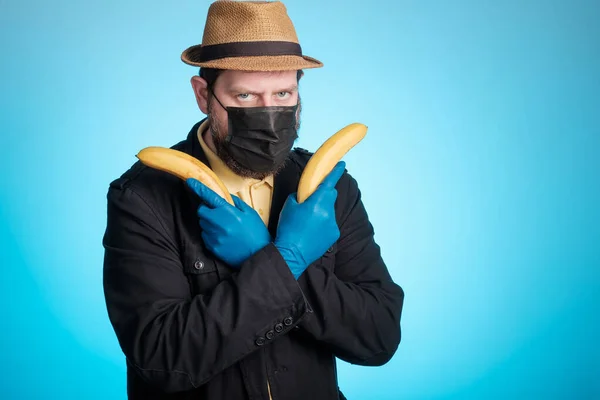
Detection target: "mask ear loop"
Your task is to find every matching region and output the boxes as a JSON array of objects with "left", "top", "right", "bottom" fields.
[
  {"left": 208, "top": 86, "right": 227, "bottom": 111},
  {"left": 207, "top": 85, "right": 229, "bottom": 141}
]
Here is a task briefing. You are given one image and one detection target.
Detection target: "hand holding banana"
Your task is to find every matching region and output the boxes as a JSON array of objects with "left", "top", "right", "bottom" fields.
[
  {"left": 274, "top": 161, "right": 346, "bottom": 279},
  {"left": 135, "top": 123, "right": 367, "bottom": 270},
  {"left": 186, "top": 179, "right": 272, "bottom": 267}
]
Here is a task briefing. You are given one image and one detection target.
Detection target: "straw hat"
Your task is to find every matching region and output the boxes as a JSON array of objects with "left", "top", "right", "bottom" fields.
[{"left": 181, "top": 0, "right": 323, "bottom": 71}]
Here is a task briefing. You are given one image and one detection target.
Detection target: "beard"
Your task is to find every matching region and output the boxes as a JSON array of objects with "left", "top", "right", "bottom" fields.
[{"left": 207, "top": 96, "right": 302, "bottom": 180}]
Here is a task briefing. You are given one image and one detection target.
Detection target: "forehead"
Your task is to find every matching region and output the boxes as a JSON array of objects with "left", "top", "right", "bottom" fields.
[{"left": 217, "top": 70, "right": 298, "bottom": 91}]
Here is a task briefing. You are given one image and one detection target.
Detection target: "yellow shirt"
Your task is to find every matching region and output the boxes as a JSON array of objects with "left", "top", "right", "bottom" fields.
[
  {"left": 196, "top": 120, "right": 274, "bottom": 227},
  {"left": 197, "top": 119, "right": 275, "bottom": 399}
]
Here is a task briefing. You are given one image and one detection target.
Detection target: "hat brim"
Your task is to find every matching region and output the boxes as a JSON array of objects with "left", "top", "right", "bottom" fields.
[{"left": 181, "top": 45, "right": 323, "bottom": 71}]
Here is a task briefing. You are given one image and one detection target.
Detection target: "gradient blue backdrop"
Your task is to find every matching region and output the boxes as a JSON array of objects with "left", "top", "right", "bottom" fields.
[{"left": 1, "top": 1, "right": 599, "bottom": 399}]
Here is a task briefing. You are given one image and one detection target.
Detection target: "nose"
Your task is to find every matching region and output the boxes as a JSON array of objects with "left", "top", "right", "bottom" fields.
[{"left": 261, "top": 95, "right": 274, "bottom": 107}]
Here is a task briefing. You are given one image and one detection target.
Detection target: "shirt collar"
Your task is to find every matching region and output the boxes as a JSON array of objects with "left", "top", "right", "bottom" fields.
[{"left": 196, "top": 119, "right": 274, "bottom": 194}]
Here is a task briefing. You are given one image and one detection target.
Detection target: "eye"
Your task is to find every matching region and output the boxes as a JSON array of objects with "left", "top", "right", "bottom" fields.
[
  {"left": 276, "top": 91, "right": 290, "bottom": 98},
  {"left": 237, "top": 93, "right": 251, "bottom": 100}
]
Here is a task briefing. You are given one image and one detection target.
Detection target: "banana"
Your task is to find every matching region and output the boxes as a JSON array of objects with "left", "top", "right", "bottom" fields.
[
  {"left": 296, "top": 122, "right": 368, "bottom": 203},
  {"left": 136, "top": 146, "right": 234, "bottom": 206}
]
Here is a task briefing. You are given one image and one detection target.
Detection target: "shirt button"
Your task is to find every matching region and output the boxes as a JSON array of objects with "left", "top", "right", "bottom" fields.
[
  {"left": 265, "top": 330, "right": 275, "bottom": 340},
  {"left": 283, "top": 317, "right": 293, "bottom": 326},
  {"left": 194, "top": 260, "right": 204, "bottom": 270},
  {"left": 274, "top": 323, "right": 284, "bottom": 333},
  {"left": 256, "top": 337, "right": 265, "bottom": 346}
]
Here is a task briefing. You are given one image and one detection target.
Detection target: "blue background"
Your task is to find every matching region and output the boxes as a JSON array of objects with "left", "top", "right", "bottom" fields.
[{"left": 1, "top": 0, "right": 599, "bottom": 399}]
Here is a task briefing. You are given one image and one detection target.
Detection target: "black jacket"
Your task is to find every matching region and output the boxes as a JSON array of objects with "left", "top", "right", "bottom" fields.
[{"left": 102, "top": 120, "right": 405, "bottom": 399}]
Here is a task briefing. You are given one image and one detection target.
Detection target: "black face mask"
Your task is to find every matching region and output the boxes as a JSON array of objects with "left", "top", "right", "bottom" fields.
[{"left": 210, "top": 91, "right": 299, "bottom": 173}]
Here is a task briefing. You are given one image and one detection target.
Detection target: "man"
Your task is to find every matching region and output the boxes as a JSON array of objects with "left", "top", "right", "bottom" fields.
[{"left": 102, "top": 1, "right": 404, "bottom": 399}]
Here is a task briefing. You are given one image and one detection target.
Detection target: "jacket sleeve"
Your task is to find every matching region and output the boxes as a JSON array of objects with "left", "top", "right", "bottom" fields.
[
  {"left": 296, "top": 172, "right": 404, "bottom": 366},
  {"left": 102, "top": 183, "right": 309, "bottom": 393}
]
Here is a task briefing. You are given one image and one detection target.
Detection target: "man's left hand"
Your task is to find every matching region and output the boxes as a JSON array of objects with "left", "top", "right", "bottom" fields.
[{"left": 187, "top": 178, "right": 272, "bottom": 267}]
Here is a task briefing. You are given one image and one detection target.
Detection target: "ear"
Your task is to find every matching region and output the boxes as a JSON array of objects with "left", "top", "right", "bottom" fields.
[{"left": 191, "top": 76, "right": 209, "bottom": 114}]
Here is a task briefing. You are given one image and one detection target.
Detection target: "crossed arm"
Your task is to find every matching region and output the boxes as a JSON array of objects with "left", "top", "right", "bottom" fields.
[{"left": 102, "top": 169, "right": 403, "bottom": 393}]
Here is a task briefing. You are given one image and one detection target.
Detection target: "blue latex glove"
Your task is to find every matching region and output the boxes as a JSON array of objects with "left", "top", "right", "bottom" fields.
[
  {"left": 187, "top": 178, "right": 271, "bottom": 267},
  {"left": 274, "top": 161, "right": 346, "bottom": 279}
]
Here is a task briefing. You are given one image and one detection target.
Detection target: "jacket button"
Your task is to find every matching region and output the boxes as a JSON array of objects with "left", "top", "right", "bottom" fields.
[
  {"left": 194, "top": 260, "right": 204, "bottom": 270},
  {"left": 255, "top": 337, "right": 265, "bottom": 346},
  {"left": 265, "top": 330, "right": 275, "bottom": 340},
  {"left": 283, "top": 317, "right": 293, "bottom": 326},
  {"left": 274, "top": 323, "right": 283, "bottom": 333}
]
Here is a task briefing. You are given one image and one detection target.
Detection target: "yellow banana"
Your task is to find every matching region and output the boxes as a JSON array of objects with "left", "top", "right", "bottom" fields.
[
  {"left": 136, "top": 146, "right": 234, "bottom": 206},
  {"left": 296, "top": 122, "right": 368, "bottom": 203}
]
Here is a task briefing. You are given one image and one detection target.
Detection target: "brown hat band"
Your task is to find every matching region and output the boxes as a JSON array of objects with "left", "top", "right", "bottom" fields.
[{"left": 195, "top": 41, "right": 302, "bottom": 62}]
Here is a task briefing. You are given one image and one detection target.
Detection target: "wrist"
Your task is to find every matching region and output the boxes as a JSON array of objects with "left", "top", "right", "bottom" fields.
[
  {"left": 251, "top": 222, "right": 273, "bottom": 245},
  {"left": 273, "top": 241, "right": 307, "bottom": 278}
]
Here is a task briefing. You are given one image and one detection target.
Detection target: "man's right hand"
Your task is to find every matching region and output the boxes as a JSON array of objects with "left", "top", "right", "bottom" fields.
[
  {"left": 187, "top": 178, "right": 272, "bottom": 268},
  {"left": 274, "top": 161, "right": 346, "bottom": 279}
]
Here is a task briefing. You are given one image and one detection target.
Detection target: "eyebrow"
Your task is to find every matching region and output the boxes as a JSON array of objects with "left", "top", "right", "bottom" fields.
[{"left": 278, "top": 84, "right": 298, "bottom": 93}]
